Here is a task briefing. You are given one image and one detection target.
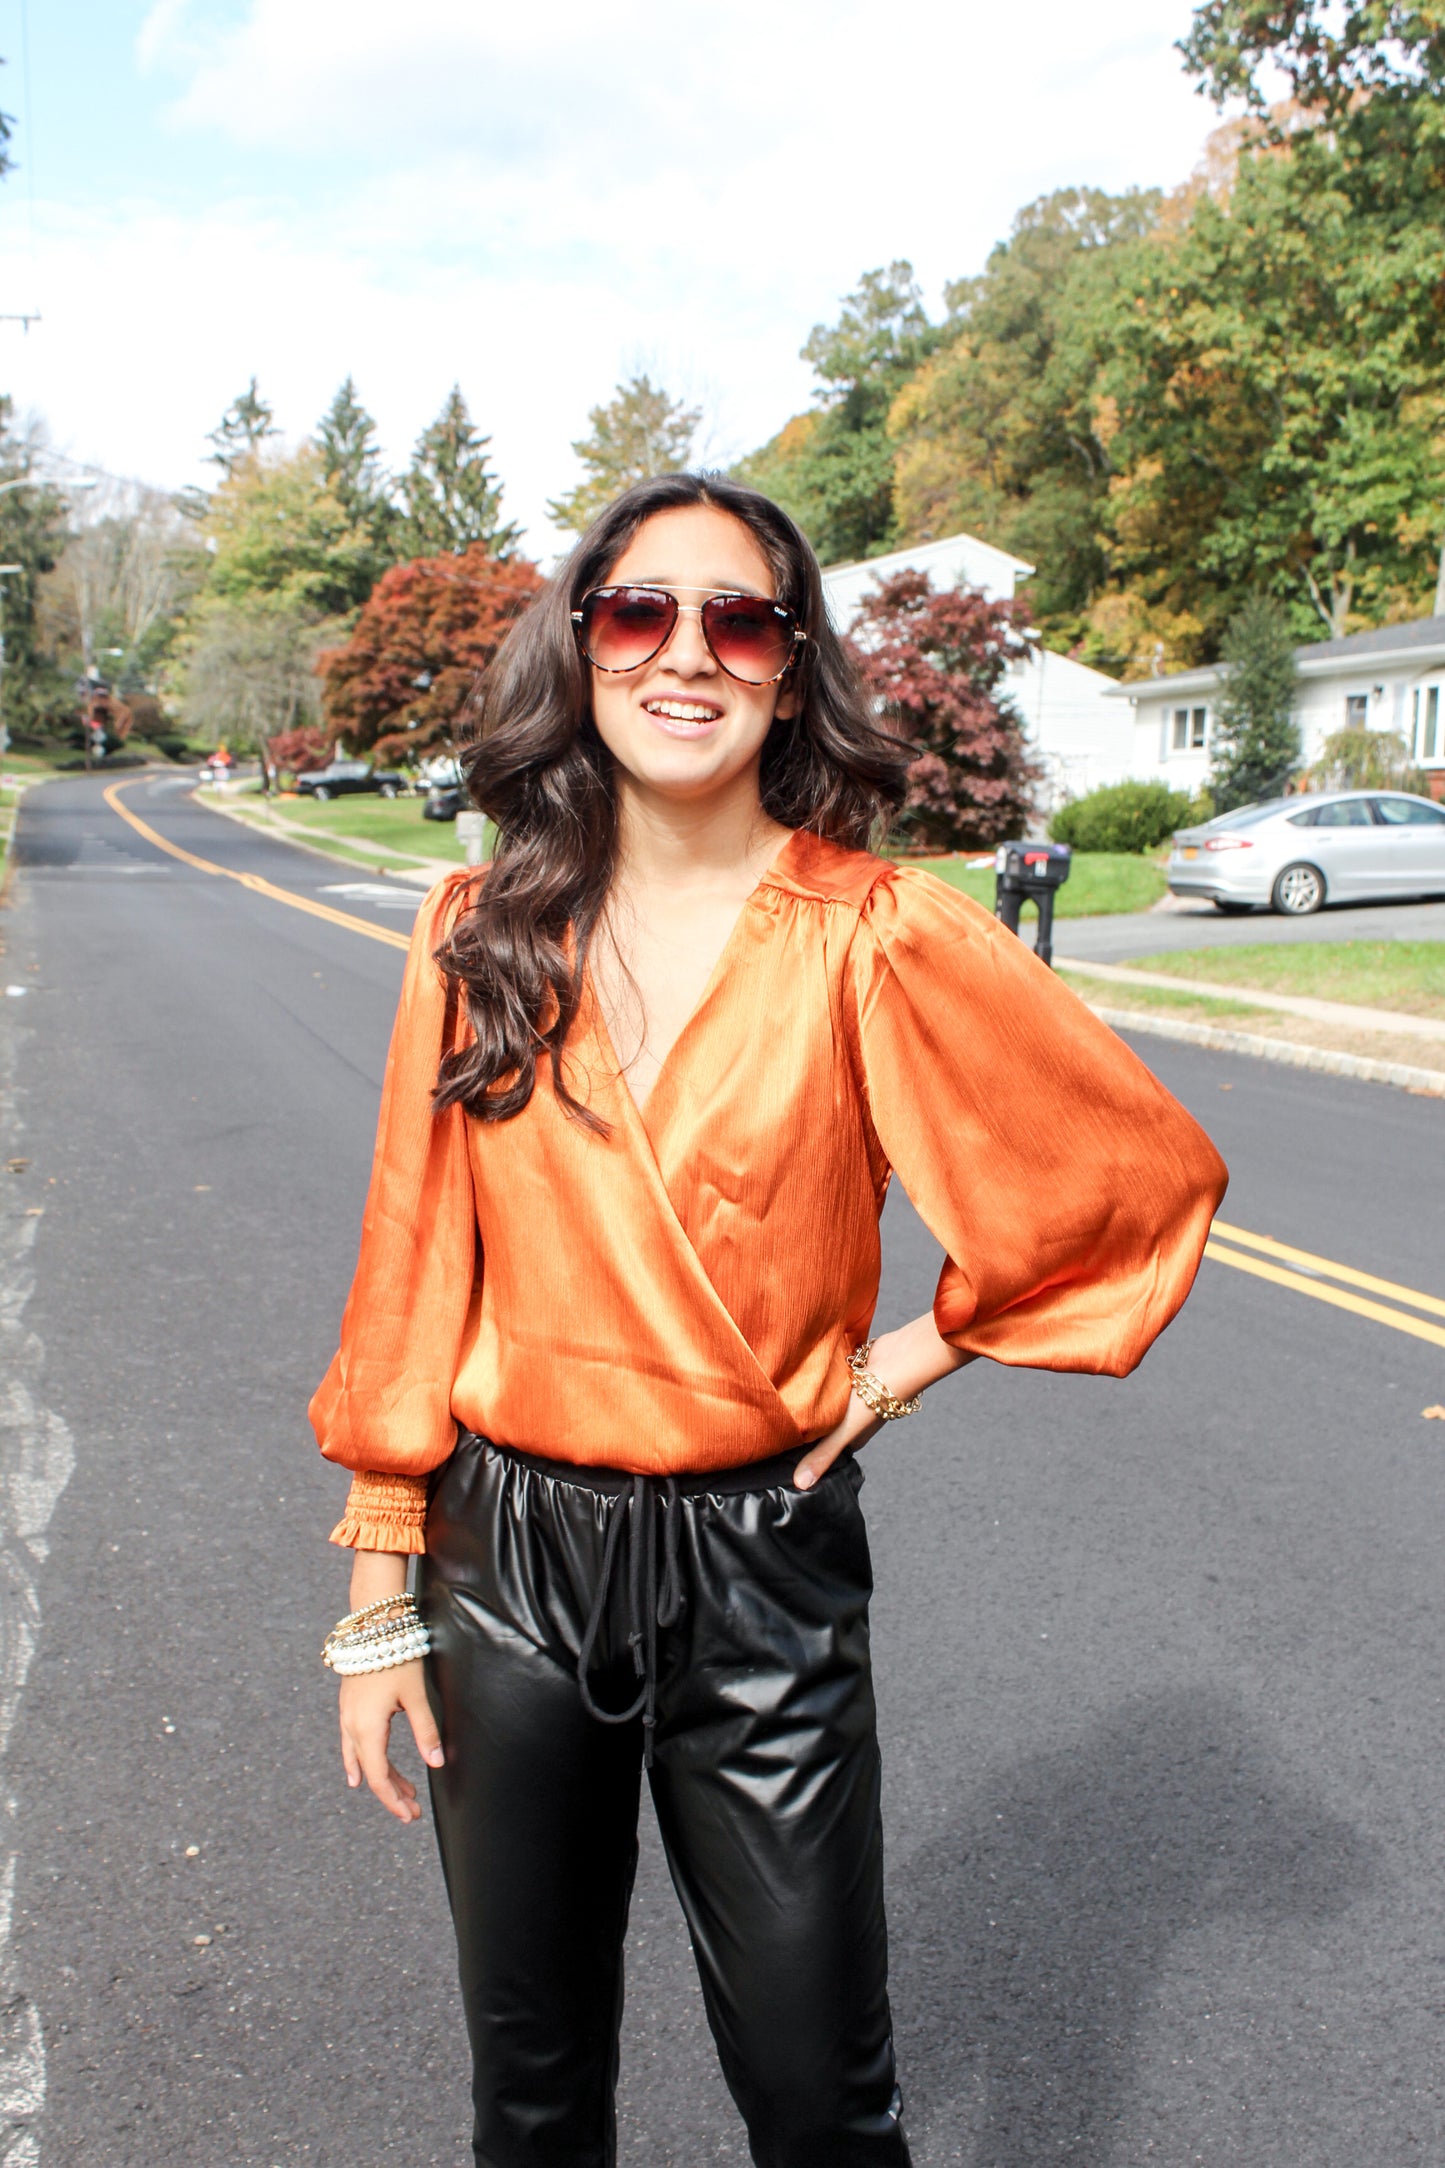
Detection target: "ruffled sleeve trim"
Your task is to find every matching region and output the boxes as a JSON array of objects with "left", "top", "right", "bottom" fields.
[{"left": 329, "top": 1468, "right": 432, "bottom": 1554}]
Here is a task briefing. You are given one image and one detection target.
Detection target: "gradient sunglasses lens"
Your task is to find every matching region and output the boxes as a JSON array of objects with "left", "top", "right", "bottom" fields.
[
  {"left": 577, "top": 587, "right": 678, "bottom": 672},
  {"left": 700, "top": 594, "right": 797, "bottom": 684}
]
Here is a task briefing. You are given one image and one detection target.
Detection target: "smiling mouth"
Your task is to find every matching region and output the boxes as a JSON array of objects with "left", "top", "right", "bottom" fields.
[{"left": 643, "top": 699, "right": 724, "bottom": 729}]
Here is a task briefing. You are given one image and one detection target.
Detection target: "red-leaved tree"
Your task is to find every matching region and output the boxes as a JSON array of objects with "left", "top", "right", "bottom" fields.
[
  {"left": 317, "top": 545, "right": 544, "bottom": 762},
  {"left": 849, "top": 571, "right": 1040, "bottom": 852},
  {"left": 268, "top": 724, "right": 333, "bottom": 775}
]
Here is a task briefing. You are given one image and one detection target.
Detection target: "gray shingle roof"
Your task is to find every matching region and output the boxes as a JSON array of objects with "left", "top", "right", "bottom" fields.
[{"left": 1294, "top": 616, "right": 1445, "bottom": 663}]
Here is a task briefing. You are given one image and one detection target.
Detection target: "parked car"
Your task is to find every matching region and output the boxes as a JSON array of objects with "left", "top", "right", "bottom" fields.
[
  {"left": 1168, "top": 789, "right": 1445, "bottom": 915},
  {"left": 423, "top": 783, "right": 464, "bottom": 822},
  {"left": 295, "top": 759, "right": 407, "bottom": 803}
]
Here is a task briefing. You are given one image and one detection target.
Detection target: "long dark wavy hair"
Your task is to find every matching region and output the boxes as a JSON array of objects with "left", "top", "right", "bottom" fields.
[{"left": 435, "top": 471, "right": 909, "bottom": 1126}]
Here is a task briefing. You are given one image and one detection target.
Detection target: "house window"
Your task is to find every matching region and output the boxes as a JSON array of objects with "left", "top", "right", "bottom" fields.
[
  {"left": 1171, "top": 705, "right": 1208, "bottom": 752},
  {"left": 1345, "top": 693, "right": 1368, "bottom": 729},
  {"left": 1426, "top": 686, "right": 1440, "bottom": 762}
]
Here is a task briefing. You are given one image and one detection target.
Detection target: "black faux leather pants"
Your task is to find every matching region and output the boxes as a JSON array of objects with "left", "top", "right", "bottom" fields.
[{"left": 420, "top": 1433, "right": 911, "bottom": 2168}]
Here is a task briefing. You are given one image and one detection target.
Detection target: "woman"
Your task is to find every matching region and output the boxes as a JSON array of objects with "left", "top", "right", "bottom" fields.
[{"left": 312, "top": 473, "right": 1227, "bottom": 2167}]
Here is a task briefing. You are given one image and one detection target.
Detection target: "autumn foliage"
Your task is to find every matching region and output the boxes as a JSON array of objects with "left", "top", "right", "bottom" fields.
[
  {"left": 849, "top": 571, "right": 1039, "bottom": 852},
  {"left": 317, "top": 545, "right": 543, "bottom": 761}
]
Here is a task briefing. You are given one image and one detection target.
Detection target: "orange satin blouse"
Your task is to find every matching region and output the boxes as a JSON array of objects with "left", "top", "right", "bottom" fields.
[{"left": 311, "top": 829, "right": 1227, "bottom": 1553}]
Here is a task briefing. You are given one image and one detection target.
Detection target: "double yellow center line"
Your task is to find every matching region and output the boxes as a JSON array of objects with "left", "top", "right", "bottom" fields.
[
  {"left": 1206, "top": 1220, "right": 1445, "bottom": 1353},
  {"left": 102, "top": 776, "right": 1445, "bottom": 1355}
]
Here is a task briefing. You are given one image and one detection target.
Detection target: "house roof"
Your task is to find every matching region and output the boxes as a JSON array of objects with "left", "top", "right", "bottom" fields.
[
  {"left": 823, "top": 530, "right": 1035, "bottom": 586},
  {"left": 1104, "top": 614, "right": 1445, "bottom": 699}
]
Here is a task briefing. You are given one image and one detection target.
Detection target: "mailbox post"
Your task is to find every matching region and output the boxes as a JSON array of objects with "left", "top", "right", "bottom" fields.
[{"left": 993, "top": 840, "right": 1072, "bottom": 967}]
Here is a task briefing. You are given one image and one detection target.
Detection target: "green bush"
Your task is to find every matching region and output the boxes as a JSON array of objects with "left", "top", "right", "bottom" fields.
[{"left": 1049, "top": 780, "right": 1196, "bottom": 853}]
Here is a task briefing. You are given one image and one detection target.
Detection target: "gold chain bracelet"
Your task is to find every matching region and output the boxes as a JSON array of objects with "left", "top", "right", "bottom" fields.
[{"left": 847, "top": 1340, "right": 921, "bottom": 1422}]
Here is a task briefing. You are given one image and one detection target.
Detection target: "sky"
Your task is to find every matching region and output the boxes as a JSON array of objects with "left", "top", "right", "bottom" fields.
[{"left": 0, "top": 0, "right": 1228, "bottom": 554}]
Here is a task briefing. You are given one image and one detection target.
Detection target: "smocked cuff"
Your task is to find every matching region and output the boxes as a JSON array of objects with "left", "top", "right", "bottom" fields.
[{"left": 329, "top": 1469, "right": 431, "bottom": 1554}]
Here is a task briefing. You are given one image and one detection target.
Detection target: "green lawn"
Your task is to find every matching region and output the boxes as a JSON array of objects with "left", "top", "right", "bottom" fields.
[
  {"left": 1121, "top": 941, "right": 1445, "bottom": 1020},
  {"left": 269, "top": 792, "right": 471, "bottom": 861},
  {"left": 916, "top": 851, "right": 1168, "bottom": 918}
]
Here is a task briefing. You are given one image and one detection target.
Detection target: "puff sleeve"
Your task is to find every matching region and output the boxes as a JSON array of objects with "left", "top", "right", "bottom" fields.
[
  {"left": 851, "top": 866, "right": 1227, "bottom": 1374},
  {"left": 310, "top": 869, "right": 479, "bottom": 1551}
]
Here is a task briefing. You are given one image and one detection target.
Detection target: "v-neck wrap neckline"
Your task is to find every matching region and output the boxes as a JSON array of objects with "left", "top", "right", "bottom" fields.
[
  {"left": 314, "top": 830, "right": 1228, "bottom": 1554},
  {"left": 585, "top": 828, "right": 795, "bottom": 1132}
]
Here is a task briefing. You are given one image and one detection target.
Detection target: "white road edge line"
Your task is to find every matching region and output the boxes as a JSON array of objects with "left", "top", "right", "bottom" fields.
[{"left": 0, "top": 1018, "right": 73, "bottom": 2166}]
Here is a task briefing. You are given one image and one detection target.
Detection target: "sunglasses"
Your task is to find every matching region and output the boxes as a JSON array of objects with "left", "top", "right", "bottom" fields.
[{"left": 572, "top": 585, "right": 805, "bottom": 687}]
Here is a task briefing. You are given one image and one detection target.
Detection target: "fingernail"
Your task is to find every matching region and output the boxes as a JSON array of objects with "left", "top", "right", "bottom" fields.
[
  {"left": 426, "top": 1748, "right": 444, "bottom": 1767},
  {"left": 796, "top": 1469, "right": 814, "bottom": 1491},
  {"left": 347, "top": 1773, "right": 360, "bottom": 1788}
]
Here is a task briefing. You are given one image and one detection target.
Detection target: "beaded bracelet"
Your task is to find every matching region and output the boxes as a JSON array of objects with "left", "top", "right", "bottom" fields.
[
  {"left": 847, "top": 1340, "right": 922, "bottom": 1422},
  {"left": 322, "top": 1591, "right": 432, "bottom": 1675}
]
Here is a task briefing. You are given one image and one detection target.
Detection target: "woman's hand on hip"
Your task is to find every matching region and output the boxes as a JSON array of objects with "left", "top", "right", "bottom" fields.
[
  {"left": 339, "top": 1661, "right": 444, "bottom": 1823},
  {"left": 794, "top": 1313, "right": 972, "bottom": 1491},
  {"left": 794, "top": 1393, "right": 882, "bottom": 1490}
]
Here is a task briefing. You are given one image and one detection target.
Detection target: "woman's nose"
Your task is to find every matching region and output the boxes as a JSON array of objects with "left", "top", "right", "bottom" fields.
[{"left": 661, "top": 606, "right": 716, "bottom": 675}]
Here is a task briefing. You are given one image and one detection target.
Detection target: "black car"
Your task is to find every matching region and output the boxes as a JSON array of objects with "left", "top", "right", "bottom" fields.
[
  {"left": 296, "top": 759, "right": 407, "bottom": 802},
  {"left": 423, "top": 784, "right": 464, "bottom": 822}
]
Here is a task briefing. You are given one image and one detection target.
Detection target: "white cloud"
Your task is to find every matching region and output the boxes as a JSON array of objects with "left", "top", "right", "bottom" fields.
[{"left": 13, "top": 0, "right": 1227, "bottom": 553}]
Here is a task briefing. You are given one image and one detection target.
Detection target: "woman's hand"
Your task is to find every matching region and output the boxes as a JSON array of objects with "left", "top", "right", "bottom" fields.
[
  {"left": 339, "top": 1660, "right": 444, "bottom": 1823},
  {"left": 336, "top": 1546, "right": 443, "bottom": 1822},
  {"left": 794, "top": 1311, "right": 972, "bottom": 1490}
]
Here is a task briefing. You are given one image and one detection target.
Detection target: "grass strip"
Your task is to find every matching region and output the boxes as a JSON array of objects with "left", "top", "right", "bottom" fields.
[{"left": 1118, "top": 940, "right": 1445, "bottom": 1020}]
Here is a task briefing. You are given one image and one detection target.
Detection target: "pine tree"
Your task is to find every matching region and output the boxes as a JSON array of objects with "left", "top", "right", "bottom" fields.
[
  {"left": 318, "top": 379, "right": 387, "bottom": 523},
  {"left": 398, "top": 388, "right": 519, "bottom": 559},
  {"left": 547, "top": 374, "right": 701, "bottom": 534},
  {"left": 317, "top": 377, "right": 396, "bottom": 569},
  {"left": 207, "top": 378, "right": 277, "bottom": 477},
  {"left": 1209, "top": 594, "right": 1301, "bottom": 811}
]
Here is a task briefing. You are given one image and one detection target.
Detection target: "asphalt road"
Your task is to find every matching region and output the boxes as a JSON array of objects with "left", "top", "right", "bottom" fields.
[
  {"left": 7, "top": 771, "right": 1445, "bottom": 2166},
  {"left": 1055, "top": 890, "right": 1445, "bottom": 962}
]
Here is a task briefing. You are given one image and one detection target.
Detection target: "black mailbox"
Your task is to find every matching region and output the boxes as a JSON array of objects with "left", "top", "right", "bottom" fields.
[{"left": 994, "top": 840, "right": 1072, "bottom": 967}]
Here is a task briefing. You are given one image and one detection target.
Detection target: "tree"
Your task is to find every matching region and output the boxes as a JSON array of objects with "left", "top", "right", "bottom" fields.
[
  {"left": 0, "top": 402, "right": 73, "bottom": 746},
  {"left": 1096, "top": 133, "right": 1445, "bottom": 651},
  {"left": 847, "top": 570, "right": 1039, "bottom": 850},
  {"left": 398, "top": 387, "right": 520, "bottom": 559},
  {"left": 888, "top": 188, "right": 1161, "bottom": 637},
  {"left": 1210, "top": 593, "right": 1302, "bottom": 808},
  {"left": 174, "top": 594, "right": 331, "bottom": 755},
  {"left": 39, "top": 483, "right": 206, "bottom": 685},
  {"left": 317, "top": 377, "right": 396, "bottom": 566},
  {"left": 203, "top": 446, "right": 379, "bottom": 617},
  {"left": 317, "top": 544, "right": 542, "bottom": 761},
  {"left": 206, "top": 377, "right": 277, "bottom": 478},
  {"left": 734, "top": 263, "right": 941, "bottom": 563},
  {"left": 1179, "top": 4, "right": 1445, "bottom": 124},
  {"left": 548, "top": 375, "right": 701, "bottom": 534}
]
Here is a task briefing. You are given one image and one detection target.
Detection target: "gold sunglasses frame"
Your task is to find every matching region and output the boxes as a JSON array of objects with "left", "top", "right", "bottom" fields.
[{"left": 571, "top": 585, "right": 807, "bottom": 687}]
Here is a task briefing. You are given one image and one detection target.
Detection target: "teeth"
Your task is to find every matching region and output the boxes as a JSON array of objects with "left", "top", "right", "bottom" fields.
[{"left": 646, "top": 701, "right": 719, "bottom": 722}]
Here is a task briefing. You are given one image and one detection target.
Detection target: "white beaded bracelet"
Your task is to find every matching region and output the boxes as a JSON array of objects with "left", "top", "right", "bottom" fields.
[
  {"left": 326, "top": 1627, "right": 432, "bottom": 1676},
  {"left": 322, "top": 1594, "right": 432, "bottom": 1674}
]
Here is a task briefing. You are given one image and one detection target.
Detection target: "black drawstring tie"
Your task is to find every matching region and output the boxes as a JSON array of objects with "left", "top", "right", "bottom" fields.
[{"left": 576, "top": 1475, "right": 684, "bottom": 1767}]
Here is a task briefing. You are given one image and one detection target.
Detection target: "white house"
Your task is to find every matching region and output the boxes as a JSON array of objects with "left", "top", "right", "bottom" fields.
[
  {"left": 1108, "top": 616, "right": 1445, "bottom": 801},
  {"left": 820, "top": 533, "right": 1132, "bottom": 810}
]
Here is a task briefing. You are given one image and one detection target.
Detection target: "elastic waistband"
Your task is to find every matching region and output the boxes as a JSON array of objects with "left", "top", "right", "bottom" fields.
[{"left": 458, "top": 1432, "right": 825, "bottom": 1501}]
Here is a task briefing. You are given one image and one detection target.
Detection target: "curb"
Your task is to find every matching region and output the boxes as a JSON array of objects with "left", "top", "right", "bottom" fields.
[{"left": 1092, "top": 1005, "right": 1445, "bottom": 1098}]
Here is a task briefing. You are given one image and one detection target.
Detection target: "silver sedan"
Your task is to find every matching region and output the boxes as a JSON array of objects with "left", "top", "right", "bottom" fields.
[{"left": 1168, "top": 790, "right": 1445, "bottom": 916}]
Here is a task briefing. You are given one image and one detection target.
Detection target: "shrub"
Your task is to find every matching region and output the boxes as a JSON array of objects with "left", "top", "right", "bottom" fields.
[
  {"left": 1310, "top": 727, "right": 1427, "bottom": 795},
  {"left": 1049, "top": 780, "right": 1195, "bottom": 853}
]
